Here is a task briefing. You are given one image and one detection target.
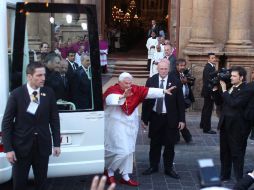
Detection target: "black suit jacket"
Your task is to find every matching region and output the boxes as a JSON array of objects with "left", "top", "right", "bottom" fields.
[
  {"left": 45, "top": 71, "right": 70, "bottom": 101},
  {"left": 141, "top": 73, "right": 185, "bottom": 128},
  {"left": 1, "top": 85, "right": 60, "bottom": 158},
  {"left": 66, "top": 60, "right": 79, "bottom": 81},
  {"left": 70, "top": 67, "right": 92, "bottom": 109},
  {"left": 213, "top": 83, "right": 250, "bottom": 134},
  {"left": 201, "top": 63, "right": 215, "bottom": 98}
]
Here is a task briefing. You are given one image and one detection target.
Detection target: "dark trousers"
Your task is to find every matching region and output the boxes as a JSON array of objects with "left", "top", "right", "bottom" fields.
[
  {"left": 12, "top": 136, "right": 49, "bottom": 190},
  {"left": 149, "top": 112, "right": 176, "bottom": 169},
  {"left": 220, "top": 127, "right": 247, "bottom": 181},
  {"left": 200, "top": 97, "right": 214, "bottom": 131}
]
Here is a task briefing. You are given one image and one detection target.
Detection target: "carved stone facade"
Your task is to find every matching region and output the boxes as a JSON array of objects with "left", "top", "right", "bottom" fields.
[{"left": 178, "top": 0, "right": 254, "bottom": 110}]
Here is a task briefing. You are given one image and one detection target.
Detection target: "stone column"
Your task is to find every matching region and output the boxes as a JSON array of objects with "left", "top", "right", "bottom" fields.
[
  {"left": 27, "top": 13, "right": 42, "bottom": 50},
  {"left": 186, "top": 0, "right": 216, "bottom": 51},
  {"left": 225, "top": 0, "right": 253, "bottom": 51}
]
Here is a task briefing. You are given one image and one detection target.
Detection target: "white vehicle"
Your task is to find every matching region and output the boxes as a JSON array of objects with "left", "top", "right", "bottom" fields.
[{"left": 0, "top": 1, "right": 104, "bottom": 184}]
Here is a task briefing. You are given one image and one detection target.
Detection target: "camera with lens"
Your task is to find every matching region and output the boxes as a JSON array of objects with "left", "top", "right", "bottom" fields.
[
  {"left": 208, "top": 68, "right": 231, "bottom": 89},
  {"left": 182, "top": 68, "right": 196, "bottom": 84}
]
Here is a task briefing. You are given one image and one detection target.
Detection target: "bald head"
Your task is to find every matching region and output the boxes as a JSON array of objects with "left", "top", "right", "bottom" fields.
[
  {"left": 164, "top": 44, "right": 172, "bottom": 56},
  {"left": 157, "top": 59, "right": 170, "bottom": 78}
]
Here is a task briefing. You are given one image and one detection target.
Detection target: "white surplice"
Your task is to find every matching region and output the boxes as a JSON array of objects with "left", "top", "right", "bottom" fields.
[{"left": 104, "top": 88, "right": 164, "bottom": 174}]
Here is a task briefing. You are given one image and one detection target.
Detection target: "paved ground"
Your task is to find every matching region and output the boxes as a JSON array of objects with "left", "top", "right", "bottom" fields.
[{"left": 1, "top": 76, "right": 254, "bottom": 190}]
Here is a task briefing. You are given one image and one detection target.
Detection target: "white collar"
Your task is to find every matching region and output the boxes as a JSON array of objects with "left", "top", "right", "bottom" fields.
[
  {"left": 208, "top": 62, "right": 215, "bottom": 67},
  {"left": 159, "top": 75, "right": 168, "bottom": 82},
  {"left": 66, "top": 58, "right": 74, "bottom": 65},
  {"left": 27, "top": 83, "right": 40, "bottom": 96}
]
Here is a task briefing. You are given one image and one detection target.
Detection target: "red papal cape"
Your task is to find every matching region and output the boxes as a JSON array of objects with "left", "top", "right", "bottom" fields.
[{"left": 103, "top": 84, "right": 149, "bottom": 115}]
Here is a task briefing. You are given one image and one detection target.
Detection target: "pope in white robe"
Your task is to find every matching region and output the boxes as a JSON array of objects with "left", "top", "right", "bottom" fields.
[{"left": 103, "top": 72, "right": 176, "bottom": 186}]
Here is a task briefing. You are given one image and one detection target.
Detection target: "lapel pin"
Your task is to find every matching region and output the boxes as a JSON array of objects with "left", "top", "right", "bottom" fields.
[
  {"left": 40, "top": 93, "right": 46, "bottom": 96},
  {"left": 168, "top": 82, "right": 172, "bottom": 87}
]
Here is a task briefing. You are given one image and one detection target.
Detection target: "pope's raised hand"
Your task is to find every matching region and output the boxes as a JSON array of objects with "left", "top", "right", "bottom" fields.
[
  {"left": 164, "top": 86, "right": 177, "bottom": 95},
  {"left": 123, "top": 87, "right": 133, "bottom": 98}
]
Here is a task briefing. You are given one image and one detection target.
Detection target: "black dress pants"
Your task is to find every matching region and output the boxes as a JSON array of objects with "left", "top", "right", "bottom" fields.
[
  {"left": 149, "top": 112, "right": 176, "bottom": 170},
  {"left": 200, "top": 97, "right": 214, "bottom": 131},
  {"left": 12, "top": 136, "right": 49, "bottom": 190},
  {"left": 220, "top": 126, "right": 247, "bottom": 181}
]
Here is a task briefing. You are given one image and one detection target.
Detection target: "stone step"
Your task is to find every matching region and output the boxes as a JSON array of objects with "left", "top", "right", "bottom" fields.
[
  {"left": 114, "top": 69, "right": 149, "bottom": 74},
  {"left": 108, "top": 60, "right": 147, "bottom": 65},
  {"left": 112, "top": 73, "right": 149, "bottom": 78},
  {"left": 109, "top": 60, "right": 148, "bottom": 78},
  {"left": 114, "top": 66, "right": 147, "bottom": 71}
]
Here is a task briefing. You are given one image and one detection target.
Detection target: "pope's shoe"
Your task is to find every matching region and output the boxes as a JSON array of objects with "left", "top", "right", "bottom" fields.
[
  {"left": 104, "top": 170, "right": 116, "bottom": 185},
  {"left": 119, "top": 178, "right": 139, "bottom": 186}
]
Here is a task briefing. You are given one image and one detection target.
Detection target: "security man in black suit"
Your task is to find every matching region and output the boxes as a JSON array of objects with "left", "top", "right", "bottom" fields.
[
  {"left": 141, "top": 59, "right": 185, "bottom": 179},
  {"left": 172, "top": 58, "right": 194, "bottom": 143},
  {"left": 212, "top": 66, "right": 251, "bottom": 181},
  {"left": 200, "top": 53, "right": 217, "bottom": 134},
  {"left": 46, "top": 59, "right": 70, "bottom": 102},
  {"left": 66, "top": 50, "right": 79, "bottom": 77},
  {"left": 1, "top": 62, "right": 61, "bottom": 190},
  {"left": 71, "top": 55, "right": 92, "bottom": 109}
]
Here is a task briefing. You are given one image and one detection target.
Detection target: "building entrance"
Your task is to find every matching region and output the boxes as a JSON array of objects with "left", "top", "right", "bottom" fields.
[{"left": 105, "top": 0, "right": 170, "bottom": 58}]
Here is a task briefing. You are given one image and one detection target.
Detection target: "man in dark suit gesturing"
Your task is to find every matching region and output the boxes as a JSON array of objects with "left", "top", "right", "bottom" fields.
[
  {"left": 2, "top": 62, "right": 61, "bottom": 190},
  {"left": 141, "top": 59, "right": 185, "bottom": 179},
  {"left": 200, "top": 53, "right": 217, "bottom": 134}
]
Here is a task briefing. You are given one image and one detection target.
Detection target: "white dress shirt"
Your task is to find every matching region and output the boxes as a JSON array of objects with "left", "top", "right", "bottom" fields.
[{"left": 153, "top": 75, "right": 168, "bottom": 113}]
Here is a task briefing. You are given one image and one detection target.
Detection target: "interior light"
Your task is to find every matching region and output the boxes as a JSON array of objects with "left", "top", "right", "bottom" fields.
[
  {"left": 66, "top": 14, "right": 72, "bottom": 24},
  {"left": 49, "top": 17, "right": 54, "bottom": 24},
  {"left": 81, "top": 23, "right": 88, "bottom": 31}
]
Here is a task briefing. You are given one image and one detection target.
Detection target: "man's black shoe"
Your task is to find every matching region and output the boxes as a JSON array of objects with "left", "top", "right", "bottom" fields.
[
  {"left": 164, "top": 169, "right": 180, "bottom": 179},
  {"left": 142, "top": 167, "right": 158, "bottom": 175},
  {"left": 203, "top": 130, "right": 217, "bottom": 134}
]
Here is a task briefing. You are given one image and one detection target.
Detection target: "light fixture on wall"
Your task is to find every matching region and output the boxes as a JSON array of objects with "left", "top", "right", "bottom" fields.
[
  {"left": 49, "top": 16, "right": 54, "bottom": 24},
  {"left": 81, "top": 23, "right": 87, "bottom": 31},
  {"left": 66, "top": 14, "right": 72, "bottom": 24}
]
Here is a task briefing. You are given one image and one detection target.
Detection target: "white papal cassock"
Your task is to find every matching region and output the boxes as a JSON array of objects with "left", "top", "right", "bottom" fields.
[{"left": 104, "top": 88, "right": 165, "bottom": 174}]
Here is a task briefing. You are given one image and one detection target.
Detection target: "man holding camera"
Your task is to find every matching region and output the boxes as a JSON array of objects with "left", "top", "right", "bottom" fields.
[
  {"left": 172, "top": 58, "right": 194, "bottom": 143},
  {"left": 212, "top": 66, "right": 251, "bottom": 181},
  {"left": 200, "top": 53, "right": 217, "bottom": 134}
]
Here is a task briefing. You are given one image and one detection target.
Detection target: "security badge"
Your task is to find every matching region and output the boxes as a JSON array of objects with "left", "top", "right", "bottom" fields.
[
  {"left": 26, "top": 93, "right": 46, "bottom": 115},
  {"left": 27, "top": 101, "right": 39, "bottom": 115}
]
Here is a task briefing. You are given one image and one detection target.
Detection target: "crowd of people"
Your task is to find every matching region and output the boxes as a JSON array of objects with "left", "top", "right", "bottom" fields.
[
  {"left": 102, "top": 19, "right": 254, "bottom": 189},
  {"left": 2, "top": 17, "right": 254, "bottom": 190}
]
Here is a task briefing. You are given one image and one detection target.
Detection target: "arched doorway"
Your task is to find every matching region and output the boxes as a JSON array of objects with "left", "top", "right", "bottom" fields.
[{"left": 104, "top": 0, "right": 173, "bottom": 59}]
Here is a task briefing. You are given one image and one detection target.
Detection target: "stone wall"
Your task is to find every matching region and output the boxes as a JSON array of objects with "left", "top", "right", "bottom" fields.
[{"left": 178, "top": 0, "right": 254, "bottom": 110}]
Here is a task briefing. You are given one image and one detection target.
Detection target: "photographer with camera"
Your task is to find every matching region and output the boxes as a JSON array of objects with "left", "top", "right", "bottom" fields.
[
  {"left": 172, "top": 58, "right": 195, "bottom": 143},
  {"left": 200, "top": 53, "right": 217, "bottom": 134},
  {"left": 212, "top": 66, "right": 251, "bottom": 182}
]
